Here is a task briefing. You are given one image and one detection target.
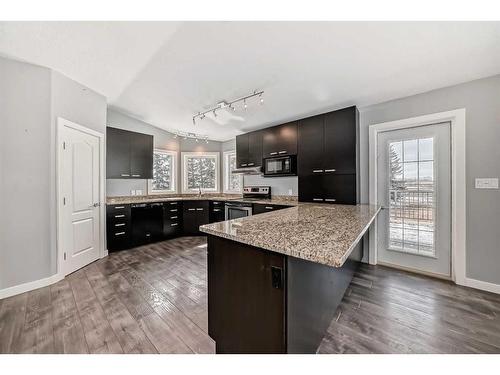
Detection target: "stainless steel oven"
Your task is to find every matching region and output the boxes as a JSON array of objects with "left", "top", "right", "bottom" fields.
[{"left": 225, "top": 202, "right": 253, "bottom": 220}]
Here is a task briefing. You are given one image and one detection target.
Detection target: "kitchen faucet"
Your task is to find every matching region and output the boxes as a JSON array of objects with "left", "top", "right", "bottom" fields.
[{"left": 198, "top": 186, "right": 203, "bottom": 197}]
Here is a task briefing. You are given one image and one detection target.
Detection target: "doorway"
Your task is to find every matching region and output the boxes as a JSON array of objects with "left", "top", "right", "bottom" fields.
[
  {"left": 377, "top": 122, "right": 451, "bottom": 277},
  {"left": 57, "top": 118, "right": 105, "bottom": 276}
]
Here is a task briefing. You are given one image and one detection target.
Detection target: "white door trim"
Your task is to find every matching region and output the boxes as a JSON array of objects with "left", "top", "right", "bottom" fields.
[
  {"left": 368, "top": 108, "right": 466, "bottom": 286},
  {"left": 56, "top": 117, "right": 106, "bottom": 278}
]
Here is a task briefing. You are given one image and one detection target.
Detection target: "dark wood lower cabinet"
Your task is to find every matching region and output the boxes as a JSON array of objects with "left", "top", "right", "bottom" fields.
[
  {"left": 209, "top": 201, "right": 225, "bottom": 223},
  {"left": 183, "top": 201, "right": 210, "bottom": 235},
  {"left": 207, "top": 235, "right": 363, "bottom": 354},
  {"left": 208, "top": 235, "right": 286, "bottom": 354}
]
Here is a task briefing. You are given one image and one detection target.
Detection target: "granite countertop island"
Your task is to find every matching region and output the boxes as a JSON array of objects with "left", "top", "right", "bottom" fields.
[{"left": 200, "top": 203, "right": 380, "bottom": 268}]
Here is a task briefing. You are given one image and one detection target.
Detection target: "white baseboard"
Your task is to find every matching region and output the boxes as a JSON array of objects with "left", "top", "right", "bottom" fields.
[
  {"left": 0, "top": 273, "right": 63, "bottom": 300},
  {"left": 464, "top": 277, "right": 500, "bottom": 294}
]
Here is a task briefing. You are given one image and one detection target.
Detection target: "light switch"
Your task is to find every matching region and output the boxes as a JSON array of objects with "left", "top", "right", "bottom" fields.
[{"left": 475, "top": 178, "right": 499, "bottom": 189}]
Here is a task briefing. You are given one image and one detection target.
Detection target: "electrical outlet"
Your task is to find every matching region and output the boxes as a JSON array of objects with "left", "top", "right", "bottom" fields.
[
  {"left": 131, "top": 190, "right": 136, "bottom": 196},
  {"left": 136, "top": 189, "right": 143, "bottom": 196},
  {"left": 288, "top": 189, "right": 293, "bottom": 196},
  {"left": 475, "top": 178, "right": 499, "bottom": 189}
]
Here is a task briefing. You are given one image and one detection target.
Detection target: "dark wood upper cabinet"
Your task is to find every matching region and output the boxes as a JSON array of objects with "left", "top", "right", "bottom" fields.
[
  {"left": 236, "top": 131, "right": 263, "bottom": 168},
  {"left": 130, "top": 132, "right": 153, "bottom": 179},
  {"left": 297, "top": 115, "right": 325, "bottom": 176},
  {"left": 247, "top": 130, "right": 263, "bottom": 167},
  {"left": 107, "top": 127, "right": 131, "bottom": 178},
  {"left": 324, "top": 106, "right": 357, "bottom": 174},
  {"left": 262, "top": 121, "right": 298, "bottom": 158},
  {"left": 297, "top": 106, "right": 358, "bottom": 204},
  {"left": 236, "top": 133, "right": 249, "bottom": 168},
  {"left": 106, "top": 127, "right": 153, "bottom": 179}
]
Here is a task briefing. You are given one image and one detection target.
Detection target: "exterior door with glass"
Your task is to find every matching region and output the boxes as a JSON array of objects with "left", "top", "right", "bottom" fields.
[{"left": 377, "top": 122, "right": 451, "bottom": 277}]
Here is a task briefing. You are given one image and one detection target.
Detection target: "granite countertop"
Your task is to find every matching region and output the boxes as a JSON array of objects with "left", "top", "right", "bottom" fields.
[
  {"left": 200, "top": 203, "right": 381, "bottom": 268},
  {"left": 106, "top": 194, "right": 298, "bottom": 206}
]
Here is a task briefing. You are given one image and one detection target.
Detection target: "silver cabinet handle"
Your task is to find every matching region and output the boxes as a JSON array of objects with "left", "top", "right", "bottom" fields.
[
  {"left": 247, "top": 163, "right": 254, "bottom": 166},
  {"left": 325, "top": 199, "right": 337, "bottom": 202},
  {"left": 115, "top": 214, "right": 125, "bottom": 218},
  {"left": 278, "top": 150, "right": 287, "bottom": 154},
  {"left": 313, "top": 169, "right": 324, "bottom": 173},
  {"left": 269, "top": 152, "right": 278, "bottom": 156},
  {"left": 325, "top": 169, "right": 336, "bottom": 172},
  {"left": 121, "top": 174, "right": 130, "bottom": 177},
  {"left": 213, "top": 209, "right": 221, "bottom": 212},
  {"left": 115, "top": 232, "right": 125, "bottom": 236},
  {"left": 171, "top": 223, "right": 178, "bottom": 227},
  {"left": 145, "top": 233, "right": 151, "bottom": 237},
  {"left": 196, "top": 208, "right": 204, "bottom": 211},
  {"left": 170, "top": 216, "right": 178, "bottom": 219},
  {"left": 241, "top": 163, "right": 248, "bottom": 167},
  {"left": 170, "top": 209, "right": 177, "bottom": 212},
  {"left": 313, "top": 198, "right": 324, "bottom": 202},
  {"left": 114, "top": 206, "right": 125, "bottom": 209},
  {"left": 132, "top": 174, "right": 141, "bottom": 177},
  {"left": 188, "top": 208, "right": 196, "bottom": 211},
  {"left": 170, "top": 202, "right": 177, "bottom": 205},
  {"left": 265, "top": 206, "right": 274, "bottom": 210},
  {"left": 114, "top": 223, "right": 126, "bottom": 227}
]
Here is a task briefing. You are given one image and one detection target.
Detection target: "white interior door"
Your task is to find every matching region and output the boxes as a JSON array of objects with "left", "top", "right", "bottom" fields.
[
  {"left": 60, "top": 120, "right": 102, "bottom": 276},
  {"left": 377, "top": 122, "right": 451, "bottom": 277}
]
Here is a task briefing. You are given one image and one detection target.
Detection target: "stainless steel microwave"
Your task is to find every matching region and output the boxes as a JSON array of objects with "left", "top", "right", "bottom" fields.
[{"left": 263, "top": 155, "right": 297, "bottom": 177}]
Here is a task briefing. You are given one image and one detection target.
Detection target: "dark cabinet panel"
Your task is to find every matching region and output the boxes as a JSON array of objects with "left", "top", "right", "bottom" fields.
[
  {"left": 130, "top": 132, "right": 153, "bottom": 179},
  {"left": 252, "top": 203, "right": 290, "bottom": 215},
  {"left": 321, "top": 174, "right": 357, "bottom": 205},
  {"left": 323, "top": 106, "right": 357, "bottom": 174},
  {"left": 208, "top": 236, "right": 286, "bottom": 353},
  {"left": 106, "top": 127, "right": 131, "bottom": 178},
  {"left": 298, "top": 174, "right": 324, "bottom": 203},
  {"left": 262, "top": 122, "right": 298, "bottom": 158},
  {"left": 183, "top": 201, "right": 210, "bottom": 235},
  {"left": 236, "top": 134, "right": 249, "bottom": 168},
  {"left": 247, "top": 130, "right": 263, "bottom": 167},
  {"left": 106, "top": 127, "right": 153, "bottom": 179},
  {"left": 297, "top": 115, "right": 325, "bottom": 176}
]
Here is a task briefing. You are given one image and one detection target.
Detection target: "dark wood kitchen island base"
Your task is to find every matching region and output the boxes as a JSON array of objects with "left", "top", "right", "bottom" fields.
[{"left": 207, "top": 235, "right": 363, "bottom": 354}]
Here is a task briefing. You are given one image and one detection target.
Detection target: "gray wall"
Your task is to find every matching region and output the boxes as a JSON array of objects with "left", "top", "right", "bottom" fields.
[
  {"left": 0, "top": 57, "right": 107, "bottom": 289},
  {"left": 359, "top": 74, "right": 500, "bottom": 284},
  {"left": 0, "top": 57, "right": 52, "bottom": 289}
]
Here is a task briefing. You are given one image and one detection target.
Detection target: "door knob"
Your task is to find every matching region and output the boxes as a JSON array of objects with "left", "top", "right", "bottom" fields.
[{"left": 91, "top": 202, "right": 100, "bottom": 208}]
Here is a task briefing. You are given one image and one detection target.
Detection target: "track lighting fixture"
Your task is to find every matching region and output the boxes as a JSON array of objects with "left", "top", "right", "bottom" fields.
[
  {"left": 171, "top": 130, "right": 209, "bottom": 143},
  {"left": 192, "top": 89, "right": 264, "bottom": 124}
]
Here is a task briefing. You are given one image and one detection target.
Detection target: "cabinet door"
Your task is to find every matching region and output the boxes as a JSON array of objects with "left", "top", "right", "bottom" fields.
[
  {"left": 322, "top": 174, "right": 357, "bottom": 205},
  {"left": 263, "top": 122, "right": 298, "bottom": 158},
  {"left": 210, "top": 201, "right": 225, "bottom": 223},
  {"left": 106, "top": 127, "right": 131, "bottom": 178},
  {"left": 236, "top": 134, "right": 249, "bottom": 168},
  {"left": 298, "top": 174, "right": 324, "bottom": 203},
  {"left": 208, "top": 236, "right": 286, "bottom": 353},
  {"left": 130, "top": 132, "right": 153, "bottom": 179},
  {"left": 183, "top": 201, "right": 199, "bottom": 235},
  {"left": 247, "top": 131, "right": 263, "bottom": 167},
  {"left": 324, "top": 106, "right": 357, "bottom": 174},
  {"left": 297, "top": 115, "right": 324, "bottom": 176},
  {"left": 196, "top": 201, "right": 210, "bottom": 230}
]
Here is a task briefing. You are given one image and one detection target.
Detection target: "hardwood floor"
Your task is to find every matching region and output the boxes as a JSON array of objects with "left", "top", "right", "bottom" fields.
[{"left": 1, "top": 236, "right": 500, "bottom": 354}]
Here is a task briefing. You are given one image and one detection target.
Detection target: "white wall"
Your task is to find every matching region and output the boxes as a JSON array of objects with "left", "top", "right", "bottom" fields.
[{"left": 359, "top": 74, "right": 500, "bottom": 285}]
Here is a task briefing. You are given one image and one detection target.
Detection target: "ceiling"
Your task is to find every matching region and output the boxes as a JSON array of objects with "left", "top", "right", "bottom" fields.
[{"left": 1, "top": 21, "right": 500, "bottom": 141}]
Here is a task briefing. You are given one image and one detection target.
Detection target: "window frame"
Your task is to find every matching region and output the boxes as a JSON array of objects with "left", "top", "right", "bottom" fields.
[
  {"left": 148, "top": 149, "right": 177, "bottom": 195},
  {"left": 223, "top": 150, "right": 242, "bottom": 194},
  {"left": 181, "top": 151, "right": 220, "bottom": 194}
]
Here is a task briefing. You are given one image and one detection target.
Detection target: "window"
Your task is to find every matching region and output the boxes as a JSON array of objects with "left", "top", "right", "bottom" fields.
[
  {"left": 223, "top": 150, "right": 242, "bottom": 193},
  {"left": 181, "top": 152, "right": 220, "bottom": 193},
  {"left": 388, "top": 137, "right": 435, "bottom": 257},
  {"left": 148, "top": 149, "right": 177, "bottom": 194}
]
